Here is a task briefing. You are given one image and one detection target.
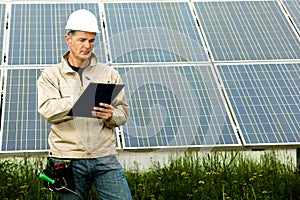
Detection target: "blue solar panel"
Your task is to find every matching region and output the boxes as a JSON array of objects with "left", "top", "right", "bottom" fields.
[
  {"left": 0, "top": 3, "right": 6, "bottom": 64},
  {"left": 282, "top": 0, "right": 300, "bottom": 33},
  {"left": 0, "top": 66, "right": 122, "bottom": 152},
  {"left": 1, "top": 68, "right": 50, "bottom": 151},
  {"left": 0, "top": 67, "right": 123, "bottom": 152},
  {"left": 118, "top": 65, "right": 240, "bottom": 148},
  {"left": 217, "top": 63, "right": 300, "bottom": 145},
  {"left": 8, "top": 3, "right": 106, "bottom": 65},
  {"left": 194, "top": 1, "right": 300, "bottom": 61},
  {"left": 104, "top": 2, "right": 208, "bottom": 63}
]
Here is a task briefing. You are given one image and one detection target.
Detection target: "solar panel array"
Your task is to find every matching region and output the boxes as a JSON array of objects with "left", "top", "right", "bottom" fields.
[{"left": 0, "top": 0, "right": 299, "bottom": 152}]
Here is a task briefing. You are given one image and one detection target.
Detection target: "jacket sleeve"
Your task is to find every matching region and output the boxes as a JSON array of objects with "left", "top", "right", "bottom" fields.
[
  {"left": 37, "top": 70, "right": 73, "bottom": 124},
  {"left": 104, "top": 73, "right": 130, "bottom": 128}
]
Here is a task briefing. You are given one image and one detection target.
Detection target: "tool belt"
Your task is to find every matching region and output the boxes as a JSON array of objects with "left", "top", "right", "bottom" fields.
[{"left": 41, "top": 157, "right": 76, "bottom": 194}]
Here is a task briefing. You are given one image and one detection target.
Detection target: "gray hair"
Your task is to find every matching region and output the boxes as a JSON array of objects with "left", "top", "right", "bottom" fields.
[{"left": 67, "top": 30, "right": 77, "bottom": 37}]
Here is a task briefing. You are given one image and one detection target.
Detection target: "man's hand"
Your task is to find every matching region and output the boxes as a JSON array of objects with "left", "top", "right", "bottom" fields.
[{"left": 92, "top": 103, "right": 114, "bottom": 122}]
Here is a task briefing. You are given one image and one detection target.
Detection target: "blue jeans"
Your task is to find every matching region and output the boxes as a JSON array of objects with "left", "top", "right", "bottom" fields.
[{"left": 60, "top": 155, "right": 132, "bottom": 200}]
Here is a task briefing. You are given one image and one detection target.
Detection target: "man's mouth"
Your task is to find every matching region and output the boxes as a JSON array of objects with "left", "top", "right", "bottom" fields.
[{"left": 81, "top": 51, "right": 90, "bottom": 55}]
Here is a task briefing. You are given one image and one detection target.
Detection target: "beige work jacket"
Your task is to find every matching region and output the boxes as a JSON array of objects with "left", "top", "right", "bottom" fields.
[{"left": 37, "top": 51, "right": 130, "bottom": 158}]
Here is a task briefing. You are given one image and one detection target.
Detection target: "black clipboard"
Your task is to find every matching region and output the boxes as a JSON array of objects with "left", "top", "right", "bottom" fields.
[{"left": 67, "top": 82, "right": 124, "bottom": 118}]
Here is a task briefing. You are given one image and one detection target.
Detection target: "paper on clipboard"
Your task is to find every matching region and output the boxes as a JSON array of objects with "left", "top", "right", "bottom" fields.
[{"left": 67, "top": 82, "right": 124, "bottom": 118}]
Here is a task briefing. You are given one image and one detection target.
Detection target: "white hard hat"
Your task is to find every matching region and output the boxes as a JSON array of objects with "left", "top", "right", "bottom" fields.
[{"left": 65, "top": 9, "right": 100, "bottom": 33}]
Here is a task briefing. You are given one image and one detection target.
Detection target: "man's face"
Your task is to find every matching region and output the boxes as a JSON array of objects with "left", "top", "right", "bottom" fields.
[{"left": 65, "top": 31, "right": 96, "bottom": 62}]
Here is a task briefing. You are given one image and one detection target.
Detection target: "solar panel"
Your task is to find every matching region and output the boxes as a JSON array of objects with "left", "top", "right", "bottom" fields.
[
  {"left": 104, "top": 1, "right": 208, "bottom": 63},
  {"left": 1, "top": 68, "right": 50, "bottom": 151},
  {"left": 7, "top": 3, "right": 106, "bottom": 65},
  {"left": 193, "top": 0, "right": 300, "bottom": 61},
  {"left": 118, "top": 65, "right": 240, "bottom": 149},
  {"left": 217, "top": 63, "right": 300, "bottom": 145},
  {"left": 0, "top": 67, "right": 121, "bottom": 152},
  {"left": 282, "top": 0, "right": 300, "bottom": 33},
  {"left": 0, "top": 3, "right": 6, "bottom": 64}
]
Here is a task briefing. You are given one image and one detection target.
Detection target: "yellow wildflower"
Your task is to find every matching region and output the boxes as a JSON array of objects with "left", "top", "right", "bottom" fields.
[
  {"left": 181, "top": 172, "right": 189, "bottom": 177},
  {"left": 20, "top": 185, "right": 29, "bottom": 189},
  {"left": 262, "top": 190, "right": 268, "bottom": 194}
]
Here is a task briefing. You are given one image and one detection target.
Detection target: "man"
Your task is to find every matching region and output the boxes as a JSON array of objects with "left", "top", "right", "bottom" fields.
[{"left": 37, "top": 9, "right": 132, "bottom": 200}]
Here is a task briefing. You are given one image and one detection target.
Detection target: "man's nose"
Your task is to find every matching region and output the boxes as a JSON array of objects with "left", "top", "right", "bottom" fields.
[{"left": 84, "top": 40, "right": 92, "bottom": 48}]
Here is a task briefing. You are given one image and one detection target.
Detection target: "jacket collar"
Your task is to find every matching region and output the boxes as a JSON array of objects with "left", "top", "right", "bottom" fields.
[{"left": 61, "top": 51, "right": 98, "bottom": 74}]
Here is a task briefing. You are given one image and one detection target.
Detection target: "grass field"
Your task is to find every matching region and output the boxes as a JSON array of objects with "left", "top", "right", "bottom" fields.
[{"left": 1, "top": 150, "right": 300, "bottom": 200}]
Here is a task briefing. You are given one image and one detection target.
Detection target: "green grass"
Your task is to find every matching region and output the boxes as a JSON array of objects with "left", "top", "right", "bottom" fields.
[{"left": 1, "top": 151, "right": 300, "bottom": 200}]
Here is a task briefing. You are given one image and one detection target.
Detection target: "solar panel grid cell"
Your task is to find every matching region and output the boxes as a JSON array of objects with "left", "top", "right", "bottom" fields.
[
  {"left": 8, "top": 3, "right": 105, "bottom": 65},
  {"left": 218, "top": 63, "right": 300, "bottom": 145},
  {"left": 283, "top": 0, "right": 300, "bottom": 33},
  {"left": 194, "top": 1, "right": 300, "bottom": 61},
  {"left": 118, "top": 65, "right": 239, "bottom": 148},
  {"left": 1, "top": 68, "right": 50, "bottom": 151},
  {"left": 0, "top": 4, "right": 5, "bottom": 64},
  {"left": 1, "top": 68, "right": 123, "bottom": 151},
  {"left": 104, "top": 2, "right": 207, "bottom": 63}
]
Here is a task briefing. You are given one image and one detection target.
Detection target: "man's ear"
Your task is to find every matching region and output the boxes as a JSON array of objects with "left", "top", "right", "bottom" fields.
[{"left": 65, "top": 35, "right": 72, "bottom": 46}]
